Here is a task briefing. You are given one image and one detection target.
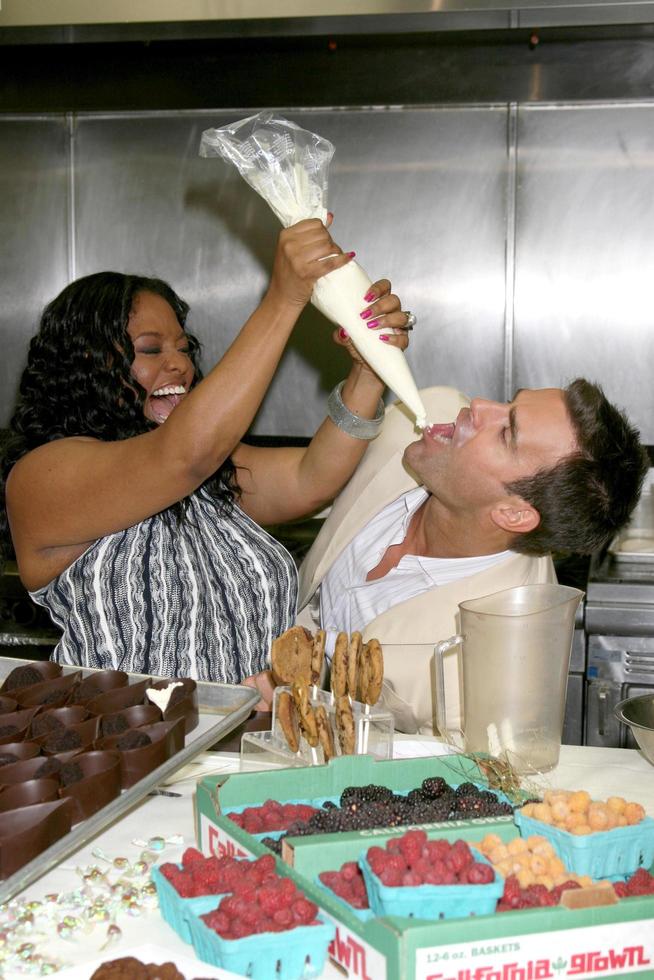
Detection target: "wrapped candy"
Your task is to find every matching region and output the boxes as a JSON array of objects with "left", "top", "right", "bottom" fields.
[{"left": 200, "top": 111, "right": 428, "bottom": 429}]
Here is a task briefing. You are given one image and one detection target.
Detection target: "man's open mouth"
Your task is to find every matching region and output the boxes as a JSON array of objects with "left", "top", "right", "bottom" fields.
[{"left": 424, "top": 422, "right": 456, "bottom": 444}]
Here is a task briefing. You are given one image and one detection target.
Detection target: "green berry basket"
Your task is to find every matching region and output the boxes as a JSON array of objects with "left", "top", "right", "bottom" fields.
[
  {"left": 151, "top": 864, "right": 226, "bottom": 943},
  {"left": 514, "top": 812, "right": 654, "bottom": 880},
  {"left": 359, "top": 848, "right": 504, "bottom": 921},
  {"left": 186, "top": 909, "right": 335, "bottom": 980}
]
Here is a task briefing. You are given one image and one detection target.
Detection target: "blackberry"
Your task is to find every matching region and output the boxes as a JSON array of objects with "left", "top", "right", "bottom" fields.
[
  {"left": 479, "top": 790, "right": 499, "bottom": 804},
  {"left": 421, "top": 776, "right": 450, "bottom": 799},
  {"left": 406, "top": 788, "right": 427, "bottom": 805},
  {"left": 261, "top": 837, "right": 282, "bottom": 855},
  {"left": 340, "top": 784, "right": 393, "bottom": 807},
  {"left": 322, "top": 800, "right": 337, "bottom": 810},
  {"left": 454, "top": 781, "right": 480, "bottom": 799},
  {"left": 455, "top": 795, "right": 485, "bottom": 814}
]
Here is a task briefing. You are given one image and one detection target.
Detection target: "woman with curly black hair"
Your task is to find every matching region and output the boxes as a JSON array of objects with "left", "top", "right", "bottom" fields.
[{"left": 2, "top": 218, "right": 410, "bottom": 701}]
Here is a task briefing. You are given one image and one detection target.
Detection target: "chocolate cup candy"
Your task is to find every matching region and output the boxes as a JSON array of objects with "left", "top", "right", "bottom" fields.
[
  {"left": 30, "top": 705, "right": 90, "bottom": 739},
  {"left": 0, "top": 696, "right": 18, "bottom": 714},
  {"left": 0, "top": 798, "right": 74, "bottom": 879},
  {"left": 97, "top": 717, "right": 185, "bottom": 789},
  {"left": 0, "top": 778, "right": 59, "bottom": 812},
  {"left": 14, "top": 672, "right": 81, "bottom": 709},
  {"left": 0, "top": 708, "right": 40, "bottom": 745},
  {"left": 146, "top": 678, "right": 199, "bottom": 735},
  {"left": 40, "top": 716, "right": 101, "bottom": 755},
  {"left": 0, "top": 750, "right": 82, "bottom": 787},
  {"left": 85, "top": 678, "right": 151, "bottom": 716},
  {"left": 0, "top": 741, "right": 40, "bottom": 763},
  {"left": 76, "top": 670, "right": 129, "bottom": 704},
  {"left": 0, "top": 661, "right": 62, "bottom": 695},
  {"left": 58, "top": 750, "right": 122, "bottom": 824},
  {"left": 99, "top": 704, "right": 161, "bottom": 738}
]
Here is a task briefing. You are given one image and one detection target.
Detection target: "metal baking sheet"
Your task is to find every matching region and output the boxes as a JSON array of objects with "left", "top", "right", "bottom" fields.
[
  {"left": 0, "top": 657, "right": 259, "bottom": 903},
  {"left": 608, "top": 530, "right": 654, "bottom": 564}
]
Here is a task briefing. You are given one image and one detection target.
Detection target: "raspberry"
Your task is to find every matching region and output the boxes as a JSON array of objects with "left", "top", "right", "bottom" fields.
[
  {"left": 425, "top": 840, "right": 451, "bottom": 862},
  {"left": 292, "top": 897, "right": 318, "bottom": 924},
  {"left": 181, "top": 847, "right": 205, "bottom": 868},
  {"left": 379, "top": 867, "right": 403, "bottom": 887},
  {"left": 464, "top": 862, "right": 495, "bottom": 885},
  {"left": 613, "top": 881, "right": 629, "bottom": 898},
  {"left": 341, "top": 861, "right": 359, "bottom": 881},
  {"left": 402, "top": 870, "right": 424, "bottom": 887},
  {"left": 366, "top": 847, "right": 387, "bottom": 874},
  {"left": 398, "top": 830, "right": 427, "bottom": 866},
  {"left": 273, "top": 907, "right": 294, "bottom": 928}
]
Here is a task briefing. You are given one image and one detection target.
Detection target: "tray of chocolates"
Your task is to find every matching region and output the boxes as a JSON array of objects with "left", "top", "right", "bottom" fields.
[{"left": 0, "top": 656, "right": 258, "bottom": 902}]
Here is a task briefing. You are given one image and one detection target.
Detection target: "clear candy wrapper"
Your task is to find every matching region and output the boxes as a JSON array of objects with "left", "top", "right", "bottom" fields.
[{"left": 199, "top": 111, "right": 427, "bottom": 429}]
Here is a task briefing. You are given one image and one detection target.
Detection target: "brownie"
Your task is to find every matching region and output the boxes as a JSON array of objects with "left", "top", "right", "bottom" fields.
[
  {"left": 91, "top": 957, "right": 185, "bottom": 979},
  {"left": 43, "top": 729, "right": 82, "bottom": 753},
  {"left": 115, "top": 730, "right": 152, "bottom": 750},
  {"left": 0, "top": 752, "right": 17, "bottom": 767},
  {"left": 39, "top": 689, "right": 68, "bottom": 706},
  {"left": 101, "top": 713, "right": 129, "bottom": 737},
  {"left": 59, "top": 761, "right": 84, "bottom": 787},
  {"left": 31, "top": 713, "right": 66, "bottom": 738},
  {"left": 77, "top": 678, "right": 102, "bottom": 701},
  {"left": 2, "top": 665, "right": 43, "bottom": 692},
  {"left": 34, "top": 757, "right": 62, "bottom": 778},
  {"left": 0, "top": 724, "right": 19, "bottom": 737}
]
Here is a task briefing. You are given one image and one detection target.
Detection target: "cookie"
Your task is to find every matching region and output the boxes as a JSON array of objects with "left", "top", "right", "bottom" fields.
[
  {"left": 335, "top": 694, "right": 356, "bottom": 755},
  {"left": 311, "top": 629, "right": 326, "bottom": 686},
  {"left": 361, "top": 639, "right": 384, "bottom": 705},
  {"left": 347, "top": 631, "right": 362, "bottom": 699},
  {"left": 291, "top": 683, "right": 318, "bottom": 748},
  {"left": 331, "top": 632, "right": 350, "bottom": 698},
  {"left": 277, "top": 690, "right": 301, "bottom": 753},
  {"left": 315, "top": 703, "right": 336, "bottom": 762},
  {"left": 270, "top": 626, "right": 313, "bottom": 687}
]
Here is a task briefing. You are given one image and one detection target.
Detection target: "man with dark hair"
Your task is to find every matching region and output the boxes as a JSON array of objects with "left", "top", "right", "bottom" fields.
[{"left": 297, "top": 381, "right": 647, "bottom": 734}]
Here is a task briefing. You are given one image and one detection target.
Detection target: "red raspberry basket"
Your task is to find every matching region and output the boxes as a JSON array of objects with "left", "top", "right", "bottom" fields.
[
  {"left": 360, "top": 847, "right": 504, "bottom": 920},
  {"left": 185, "top": 908, "right": 335, "bottom": 980},
  {"left": 151, "top": 864, "right": 224, "bottom": 942}
]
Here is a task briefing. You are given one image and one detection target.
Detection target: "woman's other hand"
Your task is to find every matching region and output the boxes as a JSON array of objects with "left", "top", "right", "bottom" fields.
[
  {"left": 267, "top": 215, "right": 354, "bottom": 311},
  {"left": 241, "top": 669, "right": 276, "bottom": 711},
  {"left": 333, "top": 279, "right": 412, "bottom": 371}
]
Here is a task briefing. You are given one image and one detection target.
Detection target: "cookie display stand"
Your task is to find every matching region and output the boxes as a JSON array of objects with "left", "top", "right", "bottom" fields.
[{"left": 239, "top": 686, "right": 394, "bottom": 769}]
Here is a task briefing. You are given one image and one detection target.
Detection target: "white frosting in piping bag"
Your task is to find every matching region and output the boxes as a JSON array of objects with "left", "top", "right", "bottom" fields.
[{"left": 312, "top": 260, "right": 427, "bottom": 430}]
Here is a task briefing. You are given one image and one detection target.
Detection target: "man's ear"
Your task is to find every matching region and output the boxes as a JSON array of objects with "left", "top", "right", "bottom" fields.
[{"left": 490, "top": 498, "right": 540, "bottom": 536}]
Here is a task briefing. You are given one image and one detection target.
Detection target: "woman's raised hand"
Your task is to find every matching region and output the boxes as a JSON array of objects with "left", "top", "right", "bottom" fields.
[{"left": 267, "top": 216, "right": 353, "bottom": 311}]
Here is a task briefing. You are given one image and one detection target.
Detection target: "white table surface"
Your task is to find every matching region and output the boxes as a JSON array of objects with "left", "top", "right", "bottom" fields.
[{"left": 4, "top": 740, "right": 654, "bottom": 979}]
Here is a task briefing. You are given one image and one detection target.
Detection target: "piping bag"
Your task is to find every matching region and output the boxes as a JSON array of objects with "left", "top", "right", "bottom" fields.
[{"left": 199, "top": 111, "right": 428, "bottom": 430}]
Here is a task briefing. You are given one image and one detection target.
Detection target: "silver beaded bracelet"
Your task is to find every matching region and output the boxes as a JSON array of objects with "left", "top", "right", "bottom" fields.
[{"left": 327, "top": 381, "right": 385, "bottom": 440}]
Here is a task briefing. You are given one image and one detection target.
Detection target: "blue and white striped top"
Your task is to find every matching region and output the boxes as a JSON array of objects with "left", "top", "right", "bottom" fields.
[{"left": 29, "top": 487, "right": 298, "bottom": 684}]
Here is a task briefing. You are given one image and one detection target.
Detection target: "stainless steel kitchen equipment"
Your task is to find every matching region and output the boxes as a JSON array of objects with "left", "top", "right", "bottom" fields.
[
  {"left": 0, "top": 657, "right": 259, "bottom": 903},
  {"left": 615, "top": 693, "right": 654, "bottom": 767},
  {"left": 584, "top": 483, "right": 654, "bottom": 749}
]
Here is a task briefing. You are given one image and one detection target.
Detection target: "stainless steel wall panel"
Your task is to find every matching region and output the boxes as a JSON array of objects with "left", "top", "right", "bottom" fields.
[
  {"left": 0, "top": 117, "right": 69, "bottom": 421},
  {"left": 71, "top": 106, "right": 509, "bottom": 435},
  {"left": 513, "top": 103, "right": 654, "bottom": 442}
]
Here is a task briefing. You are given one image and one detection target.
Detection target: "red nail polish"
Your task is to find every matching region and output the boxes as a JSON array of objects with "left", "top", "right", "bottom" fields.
[
  {"left": 364, "top": 290, "right": 376, "bottom": 303},
  {"left": 360, "top": 308, "right": 372, "bottom": 320},
  {"left": 367, "top": 318, "right": 380, "bottom": 329},
  {"left": 339, "top": 328, "right": 349, "bottom": 339},
  {"left": 379, "top": 334, "right": 389, "bottom": 342},
  {"left": 346, "top": 251, "right": 356, "bottom": 259}
]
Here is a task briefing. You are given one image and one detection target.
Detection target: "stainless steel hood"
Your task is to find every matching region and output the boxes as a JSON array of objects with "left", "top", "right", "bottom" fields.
[{"left": 3, "top": 0, "right": 654, "bottom": 39}]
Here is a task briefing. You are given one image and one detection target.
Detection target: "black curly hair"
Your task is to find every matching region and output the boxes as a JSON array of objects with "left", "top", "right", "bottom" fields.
[{"left": 1, "top": 271, "right": 239, "bottom": 560}]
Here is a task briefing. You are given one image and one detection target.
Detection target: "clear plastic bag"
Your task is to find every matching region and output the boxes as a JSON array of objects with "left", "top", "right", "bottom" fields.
[
  {"left": 199, "top": 112, "right": 427, "bottom": 428},
  {"left": 199, "top": 110, "right": 331, "bottom": 227}
]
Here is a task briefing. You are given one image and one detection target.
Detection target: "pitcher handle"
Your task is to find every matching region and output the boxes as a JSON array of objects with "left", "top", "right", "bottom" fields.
[{"left": 433, "top": 635, "right": 464, "bottom": 738}]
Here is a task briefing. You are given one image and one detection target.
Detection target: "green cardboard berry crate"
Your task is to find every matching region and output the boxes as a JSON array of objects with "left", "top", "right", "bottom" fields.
[{"left": 195, "top": 753, "right": 654, "bottom": 980}]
